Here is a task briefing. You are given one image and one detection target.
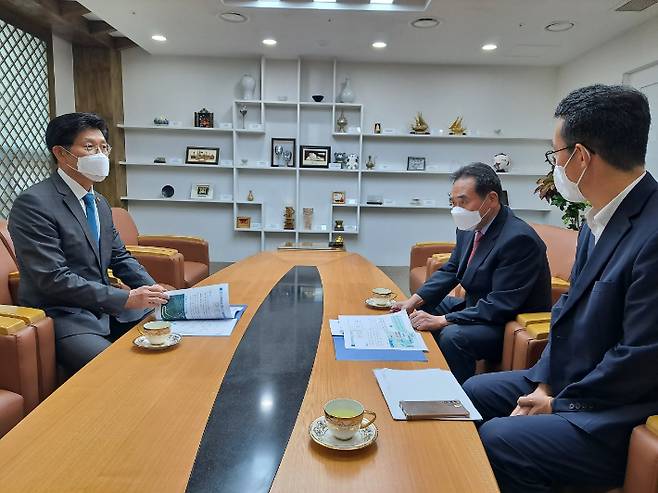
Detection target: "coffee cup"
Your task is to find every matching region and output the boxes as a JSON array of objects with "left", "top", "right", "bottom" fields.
[
  {"left": 372, "top": 287, "right": 396, "bottom": 300},
  {"left": 139, "top": 321, "right": 171, "bottom": 345},
  {"left": 324, "top": 398, "right": 376, "bottom": 440}
]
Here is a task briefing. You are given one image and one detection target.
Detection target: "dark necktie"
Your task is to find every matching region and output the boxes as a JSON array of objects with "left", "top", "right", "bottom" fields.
[
  {"left": 82, "top": 192, "right": 99, "bottom": 247},
  {"left": 468, "top": 230, "right": 483, "bottom": 265}
]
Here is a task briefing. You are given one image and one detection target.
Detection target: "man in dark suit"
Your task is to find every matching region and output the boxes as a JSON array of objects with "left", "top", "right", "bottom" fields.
[
  {"left": 393, "top": 163, "right": 552, "bottom": 383},
  {"left": 9, "top": 112, "right": 169, "bottom": 374},
  {"left": 463, "top": 84, "right": 658, "bottom": 492}
]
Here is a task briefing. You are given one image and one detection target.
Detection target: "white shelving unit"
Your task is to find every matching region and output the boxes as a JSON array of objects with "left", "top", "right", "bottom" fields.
[{"left": 121, "top": 56, "right": 555, "bottom": 261}]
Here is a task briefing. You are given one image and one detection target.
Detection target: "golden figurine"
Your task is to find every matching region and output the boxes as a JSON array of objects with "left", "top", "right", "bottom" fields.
[
  {"left": 448, "top": 116, "right": 467, "bottom": 135},
  {"left": 411, "top": 112, "right": 429, "bottom": 134}
]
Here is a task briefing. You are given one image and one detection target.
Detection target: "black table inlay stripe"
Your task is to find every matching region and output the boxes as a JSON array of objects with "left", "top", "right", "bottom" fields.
[{"left": 186, "top": 266, "right": 324, "bottom": 493}]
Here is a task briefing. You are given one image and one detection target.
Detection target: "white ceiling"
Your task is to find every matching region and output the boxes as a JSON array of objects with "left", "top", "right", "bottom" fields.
[{"left": 77, "top": 0, "right": 658, "bottom": 66}]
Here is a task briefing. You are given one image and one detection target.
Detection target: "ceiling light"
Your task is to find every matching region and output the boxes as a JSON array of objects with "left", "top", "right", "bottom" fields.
[
  {"left": 372, "top": 41, "right": 387, "bottom": 48},
  {"left": 545, "top": 21, "right": 575, "bottom": 32},
  {"left": 410, "top": 17, "right": 440, "bottom": 29},
  {"left": 481, "top": 43, "right": 498, "bottom": 51},
  {"left": 151, "top": 34, "right": 167, "bottom": 42},
  {"left": 370, "top": 0, "right": 394, "bottom": 4},
  {"left": 262, "top": 38, "right": 277, "bottom": 46},
  {"left": 218, "top": 12, "right": 248, "bottom": 23}
]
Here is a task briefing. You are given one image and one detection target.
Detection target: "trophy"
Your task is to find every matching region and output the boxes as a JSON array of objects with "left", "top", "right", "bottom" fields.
[
  {"left": 239, "top": 105, "right": 248, "bottom": 129},
  {"left": 448, "top": 116, "right": 467, "bottom": 135},
  {"left": 410, "top": 112, "right": 429, "bottom": 134}
]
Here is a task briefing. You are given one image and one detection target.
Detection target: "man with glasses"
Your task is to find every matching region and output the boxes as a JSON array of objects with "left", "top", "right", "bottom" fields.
[
  {"left": 464, "top": 85, "right": 658, "bottom": 492},
  {"left": 9, "top": 112, "right": 169, "bottom": 374}
]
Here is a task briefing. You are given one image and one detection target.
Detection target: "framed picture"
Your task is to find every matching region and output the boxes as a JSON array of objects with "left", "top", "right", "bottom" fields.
[
  {"left": 407, "top": 156, "right": 426, "bottom": 171},
  {"left": 236, "top": 216, "right": 252, "bottom": 229},
  {"left": 332, "top": 191, "right": 346, "bottom": 204},
  {"left": 271, "top": 138, "right": 296, "bottom": 167},
  {"left": 190, "top": 184, "right": 213, "bottom": 199},
  {"left": 300, "top": 145, "right": 331, "bottom": 168},
  {"left": 185, "top": 146, "right": 219, "bottom": 165},
  {"left": 500, "top": 190, "right": 509, "bottom": 206}
]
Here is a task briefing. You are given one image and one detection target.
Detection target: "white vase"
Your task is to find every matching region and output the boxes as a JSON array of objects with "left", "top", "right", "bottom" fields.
[
  {"left": 338, "top": 77, "right": 355, "bottom": 103},
  {"left": 240, "top": 74, "right": 256, "bottom": 100}
]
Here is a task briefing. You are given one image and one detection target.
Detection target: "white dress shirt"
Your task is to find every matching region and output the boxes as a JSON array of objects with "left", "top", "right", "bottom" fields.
[
  {"left": 585, "top": 172, "right": 646, "bottom": 244},
  {"left": 57, "top": 168, "right": 101, "bottom": 232}
]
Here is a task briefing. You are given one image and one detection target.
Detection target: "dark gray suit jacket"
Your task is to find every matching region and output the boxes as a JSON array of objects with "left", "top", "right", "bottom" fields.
[
  {"left": 9, "top": 172, "right": 155, "bottom": 339},
  {"left": 416, "top": 206, "right": 552, "bottom": 327}
]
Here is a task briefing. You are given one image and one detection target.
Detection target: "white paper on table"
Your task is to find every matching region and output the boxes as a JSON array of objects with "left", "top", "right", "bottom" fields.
[
  {"left": 170, "top": 306, "right": 243, "bottom": 336},
  {"left": 329, "top": 319, "right": 343, "bottom": 336},
  {"left": 373, "top": 368, "right": 482, "bottom": 421},
  {"left": 156, "top": 283, "right": 231, "bottom": 321},
  {"left": 340, "top": 311, "right": 428, "bottom": 351}
]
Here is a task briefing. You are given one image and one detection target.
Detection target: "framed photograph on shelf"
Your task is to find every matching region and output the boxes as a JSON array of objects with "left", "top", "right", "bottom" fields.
[
  {"left": 332, "top": 191, "right": 346, "bottom": 204},
  {"left": 185, "top": 146, "right": 219, "bottom": 165},
  {"left": 236, "top": 216, "right": 252, "bottom": 229},
  {"left": 300, "top": 145, "right": 331, "bottom": 168},
  {"left": 190, "top": 184, "right": 213, "bottom": 199},
  {"left": 271, "top": 138, "right": 296, "bottom": 167},
  {"left": 500, "top": 190, "right": 509, "bottom": 206},
  {"left": 407, "top": 156, "right": 426, "bottom": 171}
]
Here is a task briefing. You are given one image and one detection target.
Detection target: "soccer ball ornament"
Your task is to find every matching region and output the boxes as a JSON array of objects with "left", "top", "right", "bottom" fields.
[{"left": 493, "top": 153, "right": 511, "bottom": 173}]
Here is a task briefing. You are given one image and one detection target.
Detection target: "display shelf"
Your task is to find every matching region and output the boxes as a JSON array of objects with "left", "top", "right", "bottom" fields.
[
  {"left": 118, "top": 123, "right": 233, "bottom": 133},
  {"left": 235, "top": 129, "right": 266, "bottom": 134},
  {"left": 235, "top": 201, "right": 264, "bottom": 205},
  {"left": 120, "top": 161, "right": 232, "bottom": 170},
  {"left": 331, "top": 203, "right": 359, "bottom": 208},
  {"left": 236, "top": 166, "right": 296, "bottom": 172},
  {"left": 120, "top": 197, "right": 233, "bottom": 204},
  {"left": 331, "top": 230, "right": 359, "bottom": 234},
  {"left": 363, "top": 133, "right": 550, "bottom": 142},
  {"left": 299, "top": 167, "right": 359, "bottom": 173},
  {"left": 332, "top": 132, "right": 361, "bottom": 137},
  {"left": 234, "top": 227, "right": 263, "bottom": 232},
  {"left": 299, "top": 101, "right": 333, "bottom": 108},
  {"left": 360, "top": 203, "right": 451, "bottom": 210}
]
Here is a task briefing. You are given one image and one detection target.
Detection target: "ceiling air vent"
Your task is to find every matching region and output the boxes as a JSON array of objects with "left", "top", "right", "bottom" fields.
[{"left": 615, "top": 0, "right": 658, "bottom": 12}]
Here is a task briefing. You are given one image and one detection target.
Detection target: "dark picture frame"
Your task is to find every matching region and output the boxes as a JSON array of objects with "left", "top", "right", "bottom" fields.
[
  {"left": 407, "top": 156, "right": 426, "bottom": 171},
  {"left": 271, "top": 138, "right": 296, "bottom": 167},
  {"left": 300, "top": 145, "right": 331, "bottom": 168},
  {"left": 185, "top": 146, "right": 219, "bottom": 165}
]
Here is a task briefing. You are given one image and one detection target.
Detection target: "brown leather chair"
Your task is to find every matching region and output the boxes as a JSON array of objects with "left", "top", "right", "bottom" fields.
[
  {"left": 409, "top": 242, "right": 455, "bottom": 294},
  {"left": 112, "top": 208, "right": 209, "bottom": 289},
  {"left": 623, "top": 416, "right": 658, "bottom": 493}
]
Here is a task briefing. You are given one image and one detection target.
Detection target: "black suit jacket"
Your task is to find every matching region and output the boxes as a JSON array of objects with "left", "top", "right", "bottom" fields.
[{"left": 416, "top": 206, "right": 552, "bottom": 326}]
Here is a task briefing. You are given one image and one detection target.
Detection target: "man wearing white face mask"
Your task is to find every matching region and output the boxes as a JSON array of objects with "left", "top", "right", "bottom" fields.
[
  {"left": 9, "top": 112, "right": 169, "bottom": 374},
  {"left": 392, "top": 162, "right": 552, "bottom": 383}
]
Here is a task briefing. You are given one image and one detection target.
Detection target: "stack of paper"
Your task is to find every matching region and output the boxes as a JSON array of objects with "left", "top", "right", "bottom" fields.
[
  {"left": 335, "top": 311, "right": 428, "bottom": 351},
  {"left": 374, "top": 368, "right": 482, "bottom": 421},
  {"left": 170, "top": 305, "right": 247, "bottom": 336}
]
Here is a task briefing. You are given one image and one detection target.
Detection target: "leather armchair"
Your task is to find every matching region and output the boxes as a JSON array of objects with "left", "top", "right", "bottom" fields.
[
  {"left": 409, "top": 242, "right": 455, "bottom": 294},
  {"left": 623, "top": 416, "right": 658, "bottom": 493},
  {"left": 112, "top": 207, "right": 209, "bottom": 289}
]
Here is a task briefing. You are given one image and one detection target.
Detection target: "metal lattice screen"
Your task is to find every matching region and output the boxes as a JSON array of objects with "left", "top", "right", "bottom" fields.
[{"left": 0, "top": 18, "right": 52, "bottom": 219}]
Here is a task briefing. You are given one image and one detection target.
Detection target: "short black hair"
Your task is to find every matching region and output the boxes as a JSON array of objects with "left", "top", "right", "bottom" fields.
[
  {"left": 554, "top": 84, "right": 650, "bottom": 171},
  {"left": 452, "top": 162, "right": 503, "bottom": 200},
  {"left": 45, "top": 112, "right": 109, "bottom": 160}
]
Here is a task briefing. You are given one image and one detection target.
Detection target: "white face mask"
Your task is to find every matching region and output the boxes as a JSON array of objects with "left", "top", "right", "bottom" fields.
[
  {"left": 63, "top": 148, "right": 110, "bottom": 182},
  {"left": 553, "top": 148, "right": 588, "bottom": 203},
  {"left": 451, "top": 198, "right": 491, "bottom": 231}
]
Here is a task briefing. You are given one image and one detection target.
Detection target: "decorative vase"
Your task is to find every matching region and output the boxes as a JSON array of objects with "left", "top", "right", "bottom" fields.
[
  {"left": 366, "top": 155, "right": 375, "bottom": 170},
  {"left": 303, "top": 208, "right": 314, "bottom": 230},
  {"left": 338, "top": 77, "right": 355, "bottom": 103},
  {"left": 240, "top": 74, "right": 256, "bottom": 100},
  {"left": 247, "top": 190, "right": 254, "bottom": 201},
  {"left": 336, "top": 110, "right": 348, "bottom": 133}
]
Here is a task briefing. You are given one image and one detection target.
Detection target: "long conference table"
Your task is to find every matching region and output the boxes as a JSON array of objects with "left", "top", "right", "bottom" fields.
[{"left": 0, "top": 251, "right": 499, "bottom": 492}]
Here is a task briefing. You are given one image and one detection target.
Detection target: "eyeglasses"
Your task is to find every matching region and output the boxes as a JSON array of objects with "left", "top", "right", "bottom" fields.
[
  {"left": 79, "top": 143, "right": 112, "bottom": 156},
  {"left": 544, "top": 146, "right": 571, "bottom": 166}
]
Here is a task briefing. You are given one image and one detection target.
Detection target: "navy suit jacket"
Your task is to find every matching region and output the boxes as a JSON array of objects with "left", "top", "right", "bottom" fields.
[
  {"left": 527, "top": 172, "right": 658, "bottom": 445},
  {"left": 416, "top": 206, "right": 552, "bottom": 326}
]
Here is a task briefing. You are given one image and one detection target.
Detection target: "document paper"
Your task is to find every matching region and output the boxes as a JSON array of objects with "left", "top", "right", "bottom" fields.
[
  {"left": 156, "top": 283, "right": 232, "bottom": 321},
  {"left": 169, "top": 306, "right": 246, "bottom": 337},
  {"left": 374, "top": 368, "right": 482, "bottom": 421},
  {"left": 340, "top": 311, "right": 428, "bottom": 351}
]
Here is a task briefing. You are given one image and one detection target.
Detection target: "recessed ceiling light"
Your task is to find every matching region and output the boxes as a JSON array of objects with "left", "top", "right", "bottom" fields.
[
  {"left": 410, "top": 17, "right": 440, "bottom": 29},
  {"left": 370, "top": 0, "right": 394, "bottom": 4},
  {"left": 151, "top": 34, "right": 166, "bottom": 42},
  {"left": 262, "top": 38, "right": 277, "bottom": 46},
  {"left": 372, "top": 41, "right": 387, "bottom": 48},
  {"left": 545, "top": 21, "right": 575, "bottom": 32},
  {"left": 481, "top": 43, "right": 498, "bottom": 51},
  {"left": 218, "top": 12, "right": 248, "bottom": 23}
]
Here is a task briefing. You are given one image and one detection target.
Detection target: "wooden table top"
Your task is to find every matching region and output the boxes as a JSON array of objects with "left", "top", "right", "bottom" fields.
[{"left": 0, "top": 251, "right": 498, "bottom": 493}]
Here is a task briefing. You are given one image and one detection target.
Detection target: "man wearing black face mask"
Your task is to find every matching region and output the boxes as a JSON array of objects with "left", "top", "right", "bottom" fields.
[
  {"left": 392, "top": 162, "right": 552, "bottom": 383},
  {"left": 8, "top": 112, "right": 169, "bottom": 374}
]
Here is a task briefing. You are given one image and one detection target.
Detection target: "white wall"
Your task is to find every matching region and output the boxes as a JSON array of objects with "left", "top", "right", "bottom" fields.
[
  {"left": 121, "top": 50, "right": 561, "bottom": 266},
  {"left": 557, "top": 15, "right": 658, "bottom": 100},
  {"left": 52, "top": 35, "right": 75, "bottom": 115}
]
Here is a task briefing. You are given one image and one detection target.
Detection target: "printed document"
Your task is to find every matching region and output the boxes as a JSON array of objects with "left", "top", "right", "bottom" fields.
[
  {"left": 155, "top": 284, "right": 232, "bottom": 321},
  {"left": 340, "top": 311, "right": 428, "bottom": 351}
]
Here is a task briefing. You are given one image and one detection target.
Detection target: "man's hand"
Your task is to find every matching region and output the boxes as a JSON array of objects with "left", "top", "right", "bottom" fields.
[
  {"left": 124, "top": 284, "right": 169, "bottom": 310},
  {"left": 390, "top": 294, "right": 423, "bottom": 314},
  {"left": 511, "top": 383, "right": 554, "bottom": 416},
  {"left": 409, "top": 311, "right": 449, "bottom": 332}
]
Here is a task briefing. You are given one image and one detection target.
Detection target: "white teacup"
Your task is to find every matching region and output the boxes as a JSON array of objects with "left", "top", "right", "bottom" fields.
[
  {"left": 140, "top": 321, "right": 171, "bottom": 346},
  {"left": 324, "top": 398, "right": 376, "bottom": 441}
]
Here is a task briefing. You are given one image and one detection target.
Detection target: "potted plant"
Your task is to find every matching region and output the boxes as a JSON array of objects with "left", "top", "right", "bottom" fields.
[{"left": 535, "top": 167, "right": 588, "bottom": 230}]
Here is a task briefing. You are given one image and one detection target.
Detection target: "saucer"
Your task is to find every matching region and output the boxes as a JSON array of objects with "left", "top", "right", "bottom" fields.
[
  {"left": 133, "top": 333, "right": 182, "bottom": 350},
  {"left": 365, "top": 297, "right": 393, "bottom": 310},
  {"left": 309, "top": 416, "right": 378, "bottom": 451}
]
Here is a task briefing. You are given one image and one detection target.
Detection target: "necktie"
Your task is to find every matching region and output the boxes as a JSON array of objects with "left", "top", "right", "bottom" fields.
[
  {"left": 467, "top": 230, "right": 483, "bottom": 265},
  {"left": 82, "top": 192, "right": 99, "bottom": 247}
]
